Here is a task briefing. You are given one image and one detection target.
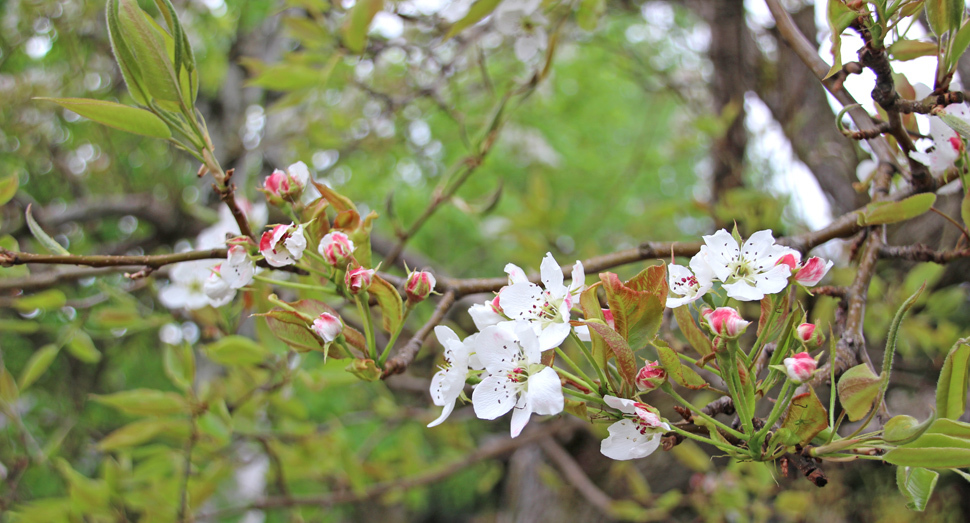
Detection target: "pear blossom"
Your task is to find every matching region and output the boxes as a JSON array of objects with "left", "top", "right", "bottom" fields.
[
  {"left": 783, "top": 352, "right": 817, "bottom": 383},
  {"left": 428, "top": 326, "right": 481, "bottom": 428},
  {"left": 259, "top": 223, "right": 306, "bottom": 267},
  {"left": 498, "top": 253, "right": 585, "bottom": 351},
  {"left": 159, "top": 260, "right": 218, "bottom": 310},
  {"left": 472, "top": 322, "right": 564, "bottom": 437},
  {"left": 203, "top": 264, "right": 235, "bottom": 307},
  {"left": 703, "top": 229, "right": 797, "bottom": 301},
  {"left": 346, "top": 266, "right": 375, "bottom": 294},
  {"left": 635, "top": 361, "right": 667, "bottom": 392},
  {"left": 196, "top": 199, "right": 267, "bottom": 249},
  {"left": 600, "top": 395, "right": 671, "bottom": 461},
  {"left": 318, "top": 231, "right": 355, "bottom": 267},
  {"left": 666, "top": 246, "right": 716, "bottom": 308},
  {"left": 262, "top": 161, "right": 310, "bottom": 204},
  {"left": 405, "top": 270, "right": 436, "bottom": 304},
  {"left": 312, "top": 312, "right": 343, "bottom": 342},
  {"left": 469, "top": 294, "right": 506, "bottom": 331},
  {"left": 910, "top": 103, "right": 970, "bottom": 177},
  {"left": 703, "top": 307, "right": 750, "bottom": 339},
  {"left": 493, "top": 0, "right": 548, "bottom": 63}
]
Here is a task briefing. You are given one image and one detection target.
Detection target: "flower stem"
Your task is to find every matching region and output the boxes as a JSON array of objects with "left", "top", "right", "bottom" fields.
[
  {"left": 675, "top": 351, "right": 722, "bottom": 378},
  {"left": 355, "top": 293, "right": 377, "bottom": 361},
  {"left": 570, "top": 331, "right": 611, "bottom": 394},
  {"left": 554, "top": 346, "right": 596, "bottom": 390},
  {"left": 378, "top": 303, "right": 413, "bottom": 368},
  {"left": 666, "top": 424, "right": 737, "bottom": 455},
  {"left": 660, "top": 383, "right": 746, "bottom": 441},
  {"left": 266, "top": 294, "right": 313, "bottom": 322},
  {"left": 253, "top": 275, "right": 338, "bottom": 294},
  {"left": 562, "top": 387, "right": 607, "bottom": 406}
]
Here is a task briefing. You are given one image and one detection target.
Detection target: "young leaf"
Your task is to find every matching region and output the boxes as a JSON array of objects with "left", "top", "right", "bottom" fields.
[
  {"left": 0, "top": 174, "right": 17, "bottom": 207},
  {"left": 445, "top": 0, "right": 502, "bottom": 39},
  {"left": 66, "top": 331, "right": 102, "bottom": 364},
  {"left": 673, "top": 306, "right": 713, "bottom": 357},
  {"left": 857, "top": 193, "right": 936, "bottom": 226},
  {"left": 778, "top": 387, "right": 829, "bottom": 446},
  {"left": 580, "top": 320, "right": 637, "bottom": 392},
  {"left": 25, "top": 204, "right": 70, "bottom": 255},
  {"left": 600, "top": 266, "right": 667, "bottom": 351},
  {"left": 18, "top": 344, "right": 60, "bottom": 391},
  {"left": 937, "top": 339, "right": 970, "bottom": 419},
  {"left": 579, "top": 283, "right": 609, "bottom": 367},
  {"left": 925, "top": 0, "right": 951, "bottom": 36},
  {"left": 13, "top": 289, "right": 66, "bottom": 312},
  {"left": 837, "top": 363, "right": 881, "bottom": 421},
  {"left": 368, "top": 275, "right": 404, "bottom": 333},
  {"left": 884, "top": 414, "right": 936, "bottom": 444},
  {"left": 653, "top": 340, "right": 708, "bottom": 390},
  {"left": 116, "top": 0, "right": 182, "bottom": 102},
  {"left": 97, "top": 418, "right": 184, "bottom": 451},
  {"left": 205, "top": 335, "right": 270, "bottom": 366},
  {"left": 948, "top": 20, "right": 970, "bottom": 70},
  {"left": 888, "top": 39, "right": 940, "bottom": 61},
  {"left": 90, "top": 389, "right": 188, "bottom": 416},
  {"left": 342, "top": 0, "right": 383, "bottom": 54},
  {"left": 163, "top": 344, "right": 194, "bottom": 391},
  {"left": 896, "top": 467, "right": 939, "bottom": 511},
  {"left": 825, "top": 0, "right": 861, "bottom": 78},
  {"left": 106, "top": 0, "right": 151, "bottom": 106},
  {"left": 36, "top": 97, "right": 172, "bottom": 139}
]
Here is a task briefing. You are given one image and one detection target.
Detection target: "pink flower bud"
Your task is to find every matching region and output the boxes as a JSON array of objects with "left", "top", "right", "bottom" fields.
[
  {"left": 312, "top": 312, "right": 343, "bottom": 342},
  {"left": 794, "top": 257, "right": 834, "bottom": 287},
  {"left": 796, "top": 323, "right": 824, "bottom": 348},
  {"left": 783, "top": 351, "right": 817, "bottom": 383},
  {"left": 635, "top": 361, "right": 667, "bottom": 392},
  {"left": 776, "top": 253, "right": 799, "bottom": 271},
  {"left": 490, "top": 293, "right": 504, "bottom": 313},
  {"left": 346, "top": 266, "right": 375, "bottom": 294},
  {"left": 405, "top": 270, "right": 436, "bottom": 304},
  {"left": 318, "top": 231, "right": 355, "bottom": 267},
  {"left": 262, "top": 161, "right": 310, "bottom": 204},
  {"left": 703, "top": 307, "right": 750, "bottom": 339}
]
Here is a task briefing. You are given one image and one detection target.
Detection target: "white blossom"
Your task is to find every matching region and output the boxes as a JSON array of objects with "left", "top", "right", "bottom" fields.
[
  {"left": 702, "top": 229, "right": 796, "bottom": 301},
  {"left": 498, "top": 253, "right": 585, "bottom": 351},
  {"left": 159, "top": 260, "right": 218, "bottom": 310},
  {"left": 472, "top": 322, "right": 563, "bottom": 437},
  {"left": 666, "top": 246, "right": 715, "bottom": 308},
  {"left": 428, "top": 326, "right": 480, "bottom": 428},
  {"left": 599, "top": 395, "right": 670, "bottom": 461},
  {"left": 493, "top": 0, "right": 548, "bottom": 63}
]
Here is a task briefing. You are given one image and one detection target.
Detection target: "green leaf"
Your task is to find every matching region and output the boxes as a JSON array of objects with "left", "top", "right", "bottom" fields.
[
  {"left": 884, "top": 414, "right": 936, "bottom": 444},
  {"left": 18, "top": 344, "right": 60, "bottom": 391},
  {"left": 948, "top": 20, "right": 970, "bottom": 70},
  {"left": 888, "top": 39, "right": 940, "bottom": 61},
  {"left": 896, "top": 467, "right": 939, "bottom": 511},
  {"left": 346, "top": 358, "right": 382, "bottom": 381},
  {"left": 654, "top": 340, "right": 708, "bottom": 390},
  {"left": 342, "top": 0, "right": 383, "bottom": 54},
  {"left": 55, "top": 458, "right": 111, "bottom": 514},
  {"left": 205, "top": 335, "right": 270, "bottom": 366},
  {"left": 579, "top": 283, "right": 609, "bottom": 367},
  {"left": 0, "top": 174, "right": 17, "bottom": 207},
  {"left": 107, "top": 0, "right": 150, "bottom": 106},
  {"left": 66, "top": 331, "right": 102, "bottom": 364},
  {"left": 36, "top": 97, "right": 172, "bottom": 139},
  {"left": 837, "top": 363, "right": 882, "bottom": 421},
  {"left": 925, "top": 418, "right": 970, "bottom": 439},
  {"left": 600, "top": 266, "right": 666, "bottom": 351},
  {"left": 925, "top": 0, "right": 950, "bottom": 36},
  {"left": 673, "top": 306, "right": 713, "bottom": 357},
  {"left": 825, "top": 0, "right": 861, "bottom": 78},
  {"left": 961, "top": 192, "right": 970, "bottom": 241},
  {"left": 98, "top": 418, "right": 182, "bottom": 451},
  {"left": 13, "top": 289, "right": 66, "bottom": 312},
  {"left": 576, "top": 0, "right": 605, "bottom": 31},
  {"left": 779, "top": 387, "right": 829, "bottom": 446},
  {"left": 581, "top": 320, "right": 637, "bottom": 392},
  {"left": 163, "top": 344, "right": 195, "bottom": 391},
  {"left": 938, "top": 107, "right": 970, "bottom": 137},
  {"left": 857, "top": 193, "right": 936, "bottom": 226},
  {"left": 116, "top": 0, "right": 182, "bottom": 102},
  {"left": 368, "top": 275, "right": 404, "bottom": 334},
  {"left": 445, "top": 0, "right": 502, "bottom": 39},
  {"left": 246, "top": 63, "right": 327, "bottom": 91},
  {"left": 91, "top": 389, "right": 188, "bottom": 416},
  {"left": 25, "top": 204, "right": 70, "bottom": 255},
  {"left": 0, "top": 366, "right": 19, "bottom": 403},
  {"left": 885, "top": 446, "right": 970, "bottom": 468},
  {"left": 936, "top": 338, "right": 970, "bottom": 419}
]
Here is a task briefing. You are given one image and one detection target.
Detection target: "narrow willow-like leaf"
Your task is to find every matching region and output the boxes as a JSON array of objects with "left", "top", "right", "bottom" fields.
[
  {"left": 25, "top": 204, "right": 70, "bottom": 255},
  {"left": 342, "top": 0, "right": 383, "bottom": 53},
  {"left": 35, "top": 98, "right": 171, "bottom": 139},
  {"left": 857, "top": 193, "right": 936, "bottom": 226},
  {"left": 445, "top": 0, "right": 502, "bottom": 39},
  {"left": 0, "top": 174, "right": 17, "bottom": 207}
]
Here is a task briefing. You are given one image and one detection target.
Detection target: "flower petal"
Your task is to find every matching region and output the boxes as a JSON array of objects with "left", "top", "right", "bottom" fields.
[
  {"left": 472, "top": 374, "right": 516, "bottom": 420},
  {"left": 527, "top": 367, "right": 564, "bottom": 416}
]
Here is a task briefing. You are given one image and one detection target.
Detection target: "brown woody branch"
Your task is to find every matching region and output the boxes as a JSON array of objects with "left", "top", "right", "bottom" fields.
[
  {"left": 878, "top": 244, "right": 970, "bottom": 263},
  {"left": 213, "top": 168, "right": 255, "bottom": 241},
  {"left": 383, "top": 290, "right": 455, "bottom": 376}
]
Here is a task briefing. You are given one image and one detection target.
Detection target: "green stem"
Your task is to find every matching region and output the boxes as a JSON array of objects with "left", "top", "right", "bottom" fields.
[
  {"left": 355, "top": 293, "right": 377, "bottom": 361},
  {"left": 554, "top": 346, "right": 596, "bottom": 390},
  {"left": 661, "top": 383, "right": 746, "bottom": 441},
  {"left": 748, "top": 294, "right": 782, "bottom": 370},
  {"left": 751, "top": 379, "right": 794, "bottom": 452},
  {"left": 718, "top": 344, "right": 754, "bottom": 435},
  {"left": 378, "top": 304, "right": 413, "bottom": 368},
  {"left": 253, "top": 275, "right": 338, "bottom": 294},
  {"left": 266, "top": 294, "right": 313, "bottom": 322},
  {"left": 570, "top": 331, "right": 610, "bottom": 394},
  {"left": 675, "top": 351, "right": 722, "bottom": 378},
  {"left": 667, "top": 424, "right": 737, "bottom": 455},
  {"left": 562, "top": 387, "right": 608, "bottom": 406}
]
